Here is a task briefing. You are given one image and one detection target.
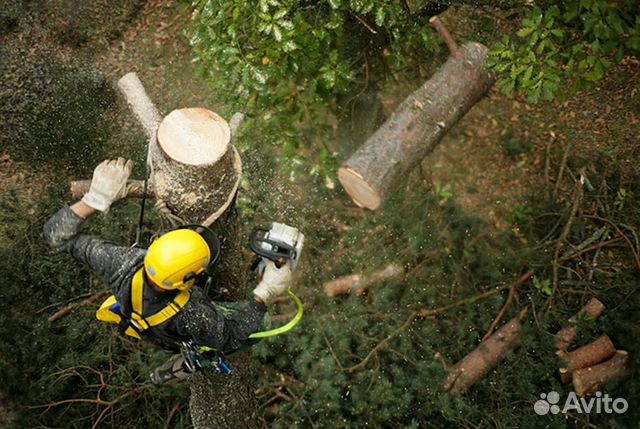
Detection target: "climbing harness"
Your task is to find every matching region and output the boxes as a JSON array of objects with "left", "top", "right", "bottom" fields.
[
  {"left": 181, "top": 341, "right": 232, "bottom": 375},
  {"left": 96, "top": 268, "right": 191, "bottom": 340}
]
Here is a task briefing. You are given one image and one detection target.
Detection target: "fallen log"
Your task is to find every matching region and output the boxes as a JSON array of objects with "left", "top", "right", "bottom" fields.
[
  {"left": 573, "top": 350, "right": 631, "bottom": 396},
  {"left": 324, "top": 263, "right": 404, "bottom": 297},
  {"left": 558, "top": 334, "right": 616, "bottom": 383},
  {"left": 442, "top": 308, "right": 527, "bottom": 394},
  {"left": 338, "top": 17, "right": 494, "bottom": 210},
  {"left": 555, "top": 297, "right": 605, "bottom": 351}
]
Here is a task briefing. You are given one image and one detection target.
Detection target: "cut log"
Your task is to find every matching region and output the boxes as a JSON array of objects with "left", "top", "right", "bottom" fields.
[
  {"left": 323, "top": 263, "right": 404, "bottom": 297},
  {"left": 443, "top": 308, "right": 527, "bottom": 394},
  {"left": 573, "top": 350, "right": 631, "bottom": 397},
  {"left": 558, "top": 334, "right": 616, "bottom": 383},
  {"left": 555, "top": 297, "right": 605, "bottom": 351},
  {"left": 150, "top": 107, "right": 242, "bottom": 226},
  {"left": 117, "top": 75, "right": 257, "bottom": 429},
  {"left": 338, "top": 41, "right": 495, "bottom": 210}
]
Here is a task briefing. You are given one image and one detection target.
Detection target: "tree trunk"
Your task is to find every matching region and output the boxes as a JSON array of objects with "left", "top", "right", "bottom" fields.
[
  {"left": 338, "top": 41, "right": 494, "bottom": 210},
  {"left": 117, "top": 73, "right": 259, "bottom": 429},
  {"left": 572, "top": 350, "right": 631, "bottom": 397},
  {"left": 443, "top": 308, "right": 527, "bottom": 394},
  {"left": 555, "top": 297, "right": 605, "bottom": 351},
  {"left": 558, "top": 334, "right": 616, "bottom": 383}
]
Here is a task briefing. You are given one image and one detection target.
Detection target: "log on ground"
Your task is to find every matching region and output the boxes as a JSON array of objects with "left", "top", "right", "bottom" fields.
[
  {"left": 324, "top": 263, "right": 404, "bottom": 297},
  {"left": 573, "top": 350, "right": 631, "bottom": 397},
  {"left": 338, "top": 41, "right": 495, "bottom": 210},
  {"left": 443, "top": 308, "right": 527, "bottom": 395},
  {"left": 558, "top": 334, "right": 616, "bottom": 383},
  {"left": 555, "top": 297, "right": 605, "bottom": 351}
]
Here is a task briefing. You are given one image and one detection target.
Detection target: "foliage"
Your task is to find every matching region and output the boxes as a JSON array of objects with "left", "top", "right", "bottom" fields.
[
  {"left": 487, "top": 0, "right": 640, "bottom": 102},
  {"left": 0, "top": 189, "right": 189, "bottom": 428},
  {"left": 188, "top": 0, "right": 437, "bottom": 176}
]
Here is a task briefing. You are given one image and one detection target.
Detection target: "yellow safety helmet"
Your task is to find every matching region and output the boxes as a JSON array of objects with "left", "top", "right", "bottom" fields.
[{"left": 144, "top": 227, "right": 218, "bottom": 291}]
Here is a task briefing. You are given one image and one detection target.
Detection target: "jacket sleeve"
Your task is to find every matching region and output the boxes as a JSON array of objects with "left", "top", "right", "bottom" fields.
[
  {"left": 43, "top": 206, "right": 145, "bottom": 293},
  {"left": 175, "top": 289, "right": 267, "bottom": 354}
]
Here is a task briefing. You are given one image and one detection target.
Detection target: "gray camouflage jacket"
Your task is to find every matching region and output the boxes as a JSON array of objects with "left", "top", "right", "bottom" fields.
[{"left": 43, "top": 206, "right": 266, "bottom": 354}]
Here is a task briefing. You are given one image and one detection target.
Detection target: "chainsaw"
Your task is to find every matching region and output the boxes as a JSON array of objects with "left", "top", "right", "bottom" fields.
[{"left": 248, "top": 222, "right": 305, "bottom": 339}]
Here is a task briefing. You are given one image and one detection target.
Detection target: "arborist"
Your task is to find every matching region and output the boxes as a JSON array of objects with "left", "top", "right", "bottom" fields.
[{"left": 43, "top": 157, "right": 293, "bottom": 384}]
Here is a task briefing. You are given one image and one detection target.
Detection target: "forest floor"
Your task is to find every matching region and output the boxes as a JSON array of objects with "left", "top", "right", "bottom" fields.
[{"left": 1, "top": 0, "right": 638, "bottom": 428}]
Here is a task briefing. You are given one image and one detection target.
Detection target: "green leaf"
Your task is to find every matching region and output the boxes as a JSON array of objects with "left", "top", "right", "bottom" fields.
[
  {"left": 517, "top": 27, "right": 534, "bottom": 38},
  {"left": 526, "top": 86, "right": 541, "bottom": 103},
  {"left": 375, "top": 7, "right": 386, "bottom": 27}
]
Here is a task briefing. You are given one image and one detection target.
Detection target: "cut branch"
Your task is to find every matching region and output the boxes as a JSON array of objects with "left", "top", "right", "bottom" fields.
[
  {"left": 429, "top": 16, "right": 460, "bottom": 58},
  {"left": 338, "top": 41, "right": 494, "bottom": 210},
  {"left": 48, "top": 292, "right": 105, "bottom": 322},
  {"left": 323, "top": 263, "right": 404, "bottom": 297},
  {"left": 555, "top": 298, "right": 605, "bottom": 351},
  {"left": 443, "top": 308, "right": 528, "bottom": 394},
  {"left": 558, "top": 334, "right": 616, "bottom": 383},
  {"left": 572, "top": 350, "right": 631, "bottom": 397}
]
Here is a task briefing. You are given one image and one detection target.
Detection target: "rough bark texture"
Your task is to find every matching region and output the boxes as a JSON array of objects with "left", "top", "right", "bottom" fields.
[
  {"left": 117, "top": 73, "right": 259, "bottom": 429},
  {"left": 443, "top": 308, "right": 527, "bottom": 394},
  {"left": 338, "top": 41, "right": 495, "bottom": 210},
  {"left": 558, "top": 334, "right": 616, "bottom": 383},
  {"left": 555, "top": 297, "right": 605, "bottom": 351},
  {"left": 573, "top": 350, "right": 631, "bottom": 397},
  {"left": 323, "top": 263, "right": 404, "bottom": 297}
]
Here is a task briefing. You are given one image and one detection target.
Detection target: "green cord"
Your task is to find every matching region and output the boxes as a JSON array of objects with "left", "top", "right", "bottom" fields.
[{"left": 249, "top": 288, "right": 304, "bottom": 339}]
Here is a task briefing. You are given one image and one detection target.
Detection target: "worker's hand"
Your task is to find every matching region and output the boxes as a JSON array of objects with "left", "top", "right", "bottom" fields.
[
  {"left": 81, "top": 157, "right": 134, "bottom": 213},
  {"left": 253, "top": 260, "right": 292, "bottom": 304}
]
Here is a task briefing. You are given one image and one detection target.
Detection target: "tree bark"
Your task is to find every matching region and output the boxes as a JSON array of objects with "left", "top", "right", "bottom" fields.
[
  {"left": 323, "top": 263, "right": 404, "bottom": 297},
  {"left": 558, "top": 334, "right": 616, "bottom": 383},
  {"left": 117, "top": 73, "right": 259, "bottom": 429},
  {"left": 443, "top": 308, "right": 527, "bottom": 394},
  {"left": 555, "top": 297, "right": 605, "bottom": 351},
  {"left": 338, "top": 41, "right": 494, "bottom": 210},
  {"left": 572, "top": 350, "right": 631, "bottom": 397}
]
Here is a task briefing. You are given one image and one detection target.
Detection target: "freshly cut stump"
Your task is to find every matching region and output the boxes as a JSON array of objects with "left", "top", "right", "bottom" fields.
[{"left": 150, "top": 107, "right": 242, "bottom": 226}]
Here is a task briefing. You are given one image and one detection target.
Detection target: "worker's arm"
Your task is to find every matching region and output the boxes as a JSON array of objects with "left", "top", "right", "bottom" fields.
[
  {"left": 177, "top": 261, "right": 292, "bottom": 353},
  {"left": 43, "top": 158, "right": 140, "bottom": 290},
  {"left": 176, "top": 288, "right": 268, "bottom": 354}
]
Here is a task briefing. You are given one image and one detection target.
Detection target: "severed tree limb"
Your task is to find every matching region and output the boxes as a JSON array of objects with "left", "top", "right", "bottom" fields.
[
  {"left": 573, "top": 350, "right": 631, "bottom": 397},
  {"left": 584, "top": 214, "right": 640, "bottom": 271},
  {"left": 555, "top": 297, "right": 605, "bottom": 351},
  {"left": 48, "top": 292, "right": 105, "bottom": 322},
  {"left": 117, "top": 72, "right": 162, "bottom": 139},
  {"left": 329, "top": 271, "right": 533, "bottom": 374},
  {"left": 482, "top": 280, "right": 519, "bottom": 341},
  {"left": 558, "top": 334, "right": 616, "bottom": 384},
  {"left": 70, "top": 179, "right": 151, "bottom": 200},
  {"left": 443, "top": 308, "right": 529, "bottom": 394},
  {"left": 324, "top": 263, "right": 404, "bottom": 297},
  {"left": 551, "top": 173, "right": 584, "bottom": 297},
  {"left": 429, "top": 15, "right": 460, "bottom": 58}
]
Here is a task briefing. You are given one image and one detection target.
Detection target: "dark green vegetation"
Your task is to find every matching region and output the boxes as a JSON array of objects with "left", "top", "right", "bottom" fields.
[{"left": 1, "top": 1, "right": 639, "bottom": 428}]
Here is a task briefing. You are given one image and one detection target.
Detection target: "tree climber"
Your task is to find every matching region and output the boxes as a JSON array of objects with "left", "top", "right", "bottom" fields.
[{"left": 43, "top": 157, "right": 292, "bottom": 384}]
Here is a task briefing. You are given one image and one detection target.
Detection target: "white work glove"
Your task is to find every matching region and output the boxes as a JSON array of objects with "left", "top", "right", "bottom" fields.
[
  {"left": 81, "top": 157, "right": 134, "bottom": 212},
  {"left": 253, "top": 260, "right": 293, "bottom": 304}
]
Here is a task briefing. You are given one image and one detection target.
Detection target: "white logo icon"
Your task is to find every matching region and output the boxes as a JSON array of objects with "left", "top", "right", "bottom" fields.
[{"left": 534, "top": 391, "right": 561, "bottom": 415}]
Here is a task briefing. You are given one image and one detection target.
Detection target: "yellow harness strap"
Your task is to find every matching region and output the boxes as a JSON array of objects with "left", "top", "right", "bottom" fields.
[
  {"left": 96, "top": 268, "right": 190, "bottom": 339},
  {"left": 129, "top": 268, "right": 191, "bottom": 331}
]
